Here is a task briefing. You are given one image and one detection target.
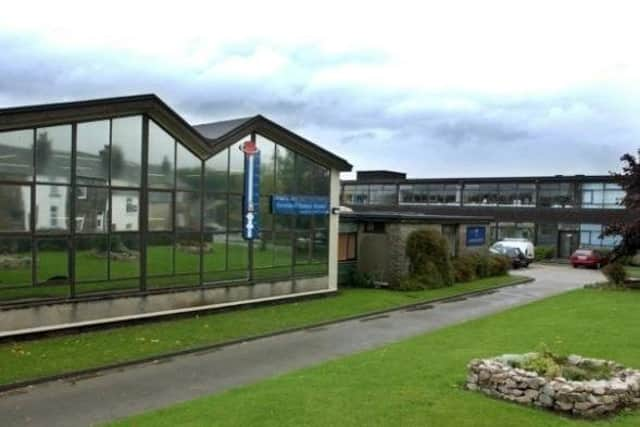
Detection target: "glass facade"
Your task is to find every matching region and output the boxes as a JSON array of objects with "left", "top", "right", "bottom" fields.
[
  {"left": 579, "top": 223, "right": 621, "bottom": 248},
  {"left": 581, "top": 183, "right": 624, "bottom": 209},
  {"left": 0, "top": 117, "right": 331, "bottom": 303}
]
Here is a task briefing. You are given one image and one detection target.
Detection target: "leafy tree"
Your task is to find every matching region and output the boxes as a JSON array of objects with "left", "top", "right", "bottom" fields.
[{"left": 603, "top": 150, "right": 640, "bottom": 260}]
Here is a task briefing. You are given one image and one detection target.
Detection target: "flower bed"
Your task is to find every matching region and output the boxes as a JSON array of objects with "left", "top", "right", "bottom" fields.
[{"left": 467, "top": 353, "right": 640, "bottom": 417}]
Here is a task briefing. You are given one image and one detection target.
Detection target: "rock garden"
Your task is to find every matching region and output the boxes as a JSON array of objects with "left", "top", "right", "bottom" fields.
[{"left": 467, "top": 351, "right": 640, "bottom": 418}]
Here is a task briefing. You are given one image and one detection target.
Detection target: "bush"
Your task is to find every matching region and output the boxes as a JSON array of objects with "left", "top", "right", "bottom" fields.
[
  {"left": 488, "top": 255, "right": 511, "bottom": 277},
  {"left": 534, "top": 245, "right": 555, "bottom": 261},
  {"left": 452, "top": 254, "right": 476, "bottom": 283},
  {"left": 403, "top": 229, "right": 454, "bottom": 289},
  {"left": 602, "top": 262, "right": 628, "bottom": 286},
  {"left": 347, "top": 269, "right": 375, "bottom": 288}
]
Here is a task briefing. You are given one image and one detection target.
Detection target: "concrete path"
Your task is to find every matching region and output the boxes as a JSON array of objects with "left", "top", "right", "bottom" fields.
[{"left": 0, "top": 265, "right": 602, "bottom": 427}]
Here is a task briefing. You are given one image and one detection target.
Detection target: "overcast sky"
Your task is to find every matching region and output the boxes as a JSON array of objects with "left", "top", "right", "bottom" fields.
[{"left": 1, "top": 1, "right": 639, "bottom": 179}]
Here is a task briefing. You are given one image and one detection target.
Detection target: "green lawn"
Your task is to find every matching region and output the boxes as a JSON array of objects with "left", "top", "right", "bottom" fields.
[
  {"left": 0, "top": 274, "right": 521, "bottom": 387},
  {"left": 110, "top": 288, "right": 640, "bottom": 427}
]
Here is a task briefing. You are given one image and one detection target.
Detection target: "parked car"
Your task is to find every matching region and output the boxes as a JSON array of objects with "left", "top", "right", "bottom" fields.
[
  {"left": 570, "top": 249, "right": 609, "bottom": 269},
  {"left": 491, "top": 246, "right": 529, "bottom": 269},
  {"left": 490, "top": 238, "right": 535, "bottom": 262}
]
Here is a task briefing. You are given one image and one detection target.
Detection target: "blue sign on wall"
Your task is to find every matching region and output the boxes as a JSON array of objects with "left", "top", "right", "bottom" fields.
[
  {"left": 466, "top": 226, "right": 486, "bottom": 246},
  {"left": 241, "top": 140, "right": 260, "bottom": 240},
  {"left": 271, "top": 195, "right": 330, "bottom": 216}
]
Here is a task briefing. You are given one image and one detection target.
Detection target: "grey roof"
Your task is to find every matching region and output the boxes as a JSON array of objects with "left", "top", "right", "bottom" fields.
[{"left": 193, "top": 117, "right": 256, "bottom": 140}]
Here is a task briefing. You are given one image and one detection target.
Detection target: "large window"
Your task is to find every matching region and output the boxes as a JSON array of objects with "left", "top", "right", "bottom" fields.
[
  {"left": 463, "top": 183, "right": 499, "bottom": 206},
  {"left": 497, "top": 183, "right": 535, "bottom": 207},
  {"left": 496, "top": 222, "right": 535, "bottom": 240},
  {"left": 399, "top": 183, "right": 459, "bottom": 205},
  {"left": 580, "top": 223, "right": 621, "bottom": 248},
  {"left": 538, "top": 183, "right": 576, "bottom": 208},
  {"left": 342, "top": 184, "right": 369, "bottom": 205},
  {"left": 581, "top": 183, "right": 624, "bottom": 209}
]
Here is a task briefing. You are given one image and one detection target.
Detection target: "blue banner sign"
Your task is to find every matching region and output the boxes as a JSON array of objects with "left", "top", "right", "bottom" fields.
[
  {"left": 271, "top": 195, "right": 330, "bottom": 215},
  {"left": 466, "top": 226, "right": 486, "bottom": 246},
  {"left": 241, "top": 140, "right": 260, "bottom": 240}
]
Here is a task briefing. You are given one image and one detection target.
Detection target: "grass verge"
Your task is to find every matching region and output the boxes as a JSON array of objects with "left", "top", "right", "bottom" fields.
[
  {"left": 109, "top": 287, "right": 640, "bottom": 427},
  {"left": 0, "top": 274, "right": 523, "bottom": 388}
]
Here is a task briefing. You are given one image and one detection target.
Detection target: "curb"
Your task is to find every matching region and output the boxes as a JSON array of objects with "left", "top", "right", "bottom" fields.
[{"left": 0, "top": 276, "right": 533, "bottom": 394}]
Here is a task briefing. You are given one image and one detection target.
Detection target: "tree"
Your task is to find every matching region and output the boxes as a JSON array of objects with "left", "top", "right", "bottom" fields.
[{"left": 603, "top": 149, "right": 640, "bottom": 260}]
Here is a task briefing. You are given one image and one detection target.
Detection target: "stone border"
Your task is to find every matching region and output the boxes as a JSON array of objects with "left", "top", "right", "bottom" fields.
[{"left": 467, "top": 354, "right": 640, "bottom": 417}]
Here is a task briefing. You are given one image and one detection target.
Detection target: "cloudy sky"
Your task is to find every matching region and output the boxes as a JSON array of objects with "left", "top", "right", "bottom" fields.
[{"left": 1, "top": 1, "right": 639, "bottom": 178}]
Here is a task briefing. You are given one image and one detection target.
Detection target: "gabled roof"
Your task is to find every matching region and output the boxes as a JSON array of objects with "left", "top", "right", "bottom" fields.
[
  {"left": 0, "top": 94, "right": 352, "bottom": 171},
  {"left": 194, "top": 117, "right": 255, "bottom": 139}
]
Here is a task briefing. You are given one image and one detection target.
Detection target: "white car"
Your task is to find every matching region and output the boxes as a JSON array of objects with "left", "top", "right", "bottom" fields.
[{"left": 490, "top": 238, "right": 535, "bottom": 262}]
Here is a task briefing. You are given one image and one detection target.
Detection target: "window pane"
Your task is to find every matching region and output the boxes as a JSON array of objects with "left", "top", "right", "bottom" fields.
[
  {"left": 228, "top": 195, "right": 242, "bottom": 230},
  {"left": 147, "top": 233, "right": 174, "bottom": 276},
  {"left": 205, "top": 149, "right": 228, "bottom": 193},
  {"left": 295, "top": 232, "right": 311, "bottom": 265},
  {"left": 227, "top": 232, "right": 248, "bottom": 270},
  {"left": 203, "top": 232, "right": 226, "bottom": 272},
  {"left": 204, "top": 192, "right": 227, "bottom": 232},
  {"left": 111, "top": 189, "right": 139, "bottom": 231},
  {"left": 76, "top": 186, "right": 108, "bottom": 233},
  {"left": 148, "top": 121, "right": 175, "bottom": 189},
  {"left": 36, "top": 125, "right": 71, "bottom": 183},
  {"left": 148, "top": 191, "right": 173, "bottom": 231},
  {"left": 176, "top": 233, "right": 201, "bottom": 274},
  {"left": 36, "top": 239, "right": 68, "bottom": 285},
  {"left": 257, "top": 136, "right": 276, "bottom": 195},
  {"left": 0, "top": 238, "right": 32, "bottom": 287},
  {"left": 312, "top": 229, "right": 329, "bottom": 263},
  {"left": 260, "top": 196, "right": 273, "bottom": 230},
  {"left": 0, "top": 129, "right": 33, "bottom": 181},
  {"left": 176, "top": 191, "right": 201, "bottom": 232},
  {"left": 75, "top": 236, "right": 108, "bottom": 282},
  {"left": 295, "top": 155, "right": 314, "bottom": 195},
  {"left": 76, "top": 120, "right": 110, "bottom": 185},
  {"left": 255, "top": 232, "right": 274, "bottom": 268},
  {"left": 274, "top": 232, "right": 292, "bottom": 266},
  {"left": 35, "top": 184, "right": 70, "bottom": 232},
  {"left": 276, "top": 145, "right": 295, "bottom": 193},
  {"left": 229, "top": 139, "right": 246, "bottom": 193},
  {"left": 0, "top": 184, "right": 30, "bottom": 231},
  {"left": 176, "top": 143, "right": 201, "bottom": 191},
  {"left": 110, "top": 234, "right": 140, "bottom": 279},
  {"left": 111, "top": 116, "right": 142, "bottom": 187}
]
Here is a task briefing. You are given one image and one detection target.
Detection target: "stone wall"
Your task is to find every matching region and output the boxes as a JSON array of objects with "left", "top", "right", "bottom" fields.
[
  {"left": 467, "top": 355, "right": 640, "bottom": 418},
  {"left": 385, "top": 223, "right": 441, "bottom": 287}
]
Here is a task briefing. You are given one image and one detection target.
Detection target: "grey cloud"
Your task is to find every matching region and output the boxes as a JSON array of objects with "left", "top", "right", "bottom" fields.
[{"left": 0, "top": 31, "right": 637, "bottom": 178}]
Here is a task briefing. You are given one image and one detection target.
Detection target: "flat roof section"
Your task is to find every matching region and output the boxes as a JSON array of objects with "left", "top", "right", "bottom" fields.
[{"left": 341, "top": 210, "right": 492, "bottom": 224}]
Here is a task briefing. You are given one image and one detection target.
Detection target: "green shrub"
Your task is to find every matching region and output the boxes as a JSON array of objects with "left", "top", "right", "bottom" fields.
[
  {"left": 452, "top": 254, "right": 476, "bottom": 283},
  {"left": 487, "top": 255, "right": 511, "bottom": 276},
  {"left": 602, "top": 262, "right": 627, "bottom": 286},
  {"left": 522, "top": 354, "right": 561, "bottom": 378},
  {"left": 403, "top": 229, "right": 454, "bottom": 289},
  {"left": 534, "top": 245, "right": 555, "bottom": 261},
  {"left": 348, "top": 269, "right": 375, "bottom": 288}
]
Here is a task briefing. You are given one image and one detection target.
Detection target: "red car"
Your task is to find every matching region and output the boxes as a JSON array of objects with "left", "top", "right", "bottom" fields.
[{"left": 570, "top": 249, "right": 609, "bottom": 269}]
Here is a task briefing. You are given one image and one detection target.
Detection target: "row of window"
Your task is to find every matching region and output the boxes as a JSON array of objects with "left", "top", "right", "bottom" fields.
[{"left": 342, "top": 182, "right": 625, "bottom": 209}]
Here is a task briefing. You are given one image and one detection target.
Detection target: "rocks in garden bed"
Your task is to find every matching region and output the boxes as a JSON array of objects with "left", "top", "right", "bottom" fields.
[
  {"left": 467, "top": 354, "right": 640, "bottom": 418},
  {"left": 176, "top": 242, "right": 212, "bottom": 254}
]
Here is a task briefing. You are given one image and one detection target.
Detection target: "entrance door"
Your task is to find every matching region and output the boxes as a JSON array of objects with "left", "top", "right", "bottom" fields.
[{"left": 558, "top": 231, "right": 578, "bottom": 258}]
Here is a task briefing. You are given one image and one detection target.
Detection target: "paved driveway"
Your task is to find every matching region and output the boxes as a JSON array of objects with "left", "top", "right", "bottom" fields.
[{"left": 0, "top": 264, "right": 603, "bottom": 427}]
